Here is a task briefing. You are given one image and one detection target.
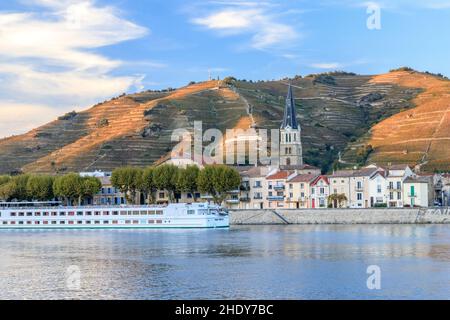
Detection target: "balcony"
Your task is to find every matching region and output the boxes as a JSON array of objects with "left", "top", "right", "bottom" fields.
[
  {"left": 387, "top": 186, "right": 401, "bottom": 191},
  {"left": 355, "top": 186, "right": 364, "bottom": 192},
  {"left": 267, "top": 195, "right": 285, "bottom": 201},
  {"left": 273, "top": 185, "right": 285, "bottom": 191},
  {"left": 240, "top": 197, "right": 251, "bottom": 202},
  {"left": 253, "top": 195, "right": 263, "bottom": 200},
  {"left": 240, "top": 185, "right": 250, "bottom": 191},
  {"left": 226, "top": 198, "right": 240, "bottom": 204},
  {"left": 253, "top": 184, "right": 263, "bottom": 189},
  {"left": 227, "top": 189, "right": 241, "bottom": 194}
]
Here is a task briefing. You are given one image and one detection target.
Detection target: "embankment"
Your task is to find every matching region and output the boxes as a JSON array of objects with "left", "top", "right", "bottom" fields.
[{"left": 229, "top": 208, "right": 450, "bottom": 225}]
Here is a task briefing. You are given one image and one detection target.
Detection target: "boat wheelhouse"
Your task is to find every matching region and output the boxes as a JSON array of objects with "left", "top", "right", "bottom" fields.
[{"left": 0, "top": 202, "right": 229, "bottom": 229}]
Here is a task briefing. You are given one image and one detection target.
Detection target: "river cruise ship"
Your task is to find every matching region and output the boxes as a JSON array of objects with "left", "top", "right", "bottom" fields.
[{"left": 0, "top": 202, "right": 229, "bottom": 229}]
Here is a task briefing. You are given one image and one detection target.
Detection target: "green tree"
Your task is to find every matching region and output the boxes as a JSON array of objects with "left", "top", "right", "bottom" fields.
[
  {"left": 0, "top": 175, "right": 11, "bottom": 186},
  {"left": 198, "top": 165, "right": 241, "bottom": 205},
  {"left": 328, "top": 193, "right": 348, "bottom": 208},
  {"left": 111, "top": 167, "right": 143, "bottom": 204},
  {"left": 152, "top": 164, "right": 179, "bottom": 202},
  {"left": 53, "top": 173, "right": 82, "bottom": 205},
  {"left": 142, "top": 167, "right": 157, "bottom": 204},
  {"left": 26, "top": 175, "right": 55, "bottom": 201},
  {"left": 0, "top": 181, "right": 15, "bottom": 201},
  {"left": 9, "top": 174, "right": 31, "bottom": 201},
  {"left": 81, "top": 176, "right": 102, "bottom": 204},
  {"left": 176, "top": 165, "right": 200, "bottom": 201}
]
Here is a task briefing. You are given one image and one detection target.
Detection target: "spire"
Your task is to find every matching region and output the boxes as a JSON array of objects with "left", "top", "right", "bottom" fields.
[{"left": 281, "top": 84, "right": 299, "bottom": 129}]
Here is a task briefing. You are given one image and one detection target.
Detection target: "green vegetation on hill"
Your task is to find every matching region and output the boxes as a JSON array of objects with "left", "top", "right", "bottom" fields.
[{"left": 1, "top": 69, "right": 449, "bottom": 174}]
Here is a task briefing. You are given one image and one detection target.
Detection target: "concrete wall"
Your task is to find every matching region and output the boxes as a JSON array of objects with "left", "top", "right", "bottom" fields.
[{"left": 229, "top": 207, "right": 450, "bottom": 225}]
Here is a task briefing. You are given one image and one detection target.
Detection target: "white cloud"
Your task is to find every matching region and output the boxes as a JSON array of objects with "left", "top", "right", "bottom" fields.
[
  {"left": 0, "top": 0, "right": 149, "bottom": 138},
  {"left": 191, "top": 4, "right": 298, "bottom": 50},
  {"left": 0, "top": 101, "right": 61, "bottom": 138},
  {"left": 311, "top": 62, "right": 343, "bottom": 69}
]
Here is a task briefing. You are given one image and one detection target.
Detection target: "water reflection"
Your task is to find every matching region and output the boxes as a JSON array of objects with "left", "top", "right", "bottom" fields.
[{"left": 0, "top": 225, "right": 449, "bottom": 299}]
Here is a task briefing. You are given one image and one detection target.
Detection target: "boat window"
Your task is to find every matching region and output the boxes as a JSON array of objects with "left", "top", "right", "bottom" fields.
[
  {"left": 43, "top": 221, "right": 48, "bottom": 225},
  {"left": 27, "top": 221, "right": 32, "bottom": 225},
  {"left": 94, "top": 221, "right": 100, "bottom": 224},
  {"left": 148, "top": 220, "right": 154, "bottom": 224},
  {"left": 140, "top": 211, "right": 147, "bottom": 215},
  {"left": 51, "top": 212, "right": 57, "bottom": 216},
  {"left": 35, "top": 212, "right": 41, "bottom": 216},
  {"left": 59, "top": 212, "right": 66, "bottom": 216},
  {"left": 103, "top": 211, "right": 109, "bottom": 216},
  {"left": 19, "top": 212, "right": 24, "bottom": 216},
  {"left": 156, "top": 220, "right": 162, "bottom": 224},
  {"left": 51, "top": 221, "right": 57, "bottom": 225},
  {"left": 103, "top": 221, "right": 109, "bottom": 224},
  {"left": 155, "top": 210, "right": 163, "bottom": 215},
  {"left": 77, "top": 221, "right": 83, "bottom": 224},
  {"left": 120, "top": 211, "right": 127, "bottom": 215},
  {"left": 198, "top": 209, "right": 208, "bottom": 215},
  {"left": 68, "top": 221, "right": 74, "bottom": 225},
  {"left": 128, "top": 211, "right": 133, "bottom": 215},
  {"left": 68, "top": 212, "right": 75, "bottom": 216},
  {"left": 187, "top": 210, "right": 195, "bottom": 215},
  {"left": 86, "top": 211, "right": 92, "bottom": 216},
  {"left": 133, "top": 211, "right": 139, "bottom": 215},
  {"left": 10, "top": 212, "right": 16, "bottom": 217},
  {"left": 85, "top": 221, "right": 91, "bottom": 224},
  {"left": 19, "top": 221, "right": 24, "bottom": 225},
  {"left": 112, "top": 211, "right": 119, "bottom": 216},
  {"left": 112, "top": 220, "right": 118, "bottom": 224},
  {"left": 35, "top": 221, "right": 40, "bottom": 225},
  {"left": 27, "top": 212, "right": 33, "bottom": 216},
  {"left": 133, "top": 220, "right": 139, "bottom": 224},
  {"left": 149, "top": 210, "right": 155, "bottom": 215},
  {"left": 77, "top": 212, "right": 83, "bottom": 216},
  {"left": 60, "top": 221, "right": 65, "bottom": 224},
  {"left": 43, "top": 212, "right": 49, "bottom": 216},
  {"left": 2, "top": 221, "right": 7, "bottom": 225},
  {"left": 94, "top": 211, "right": 101, "bottom": 216}
]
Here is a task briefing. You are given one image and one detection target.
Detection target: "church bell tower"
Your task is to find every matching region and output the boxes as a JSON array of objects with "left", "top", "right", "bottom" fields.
[{"left": 279, "top": 84, "right": 303, "bottom": 166}]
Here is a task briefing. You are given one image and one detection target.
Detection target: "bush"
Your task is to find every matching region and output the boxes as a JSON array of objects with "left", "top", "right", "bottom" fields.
[
  {"left": 58, "top": 111, "right": 77, "bottom": 121},
  {"left": 97, "top": 118, "right": 109, "bottom": 128}
]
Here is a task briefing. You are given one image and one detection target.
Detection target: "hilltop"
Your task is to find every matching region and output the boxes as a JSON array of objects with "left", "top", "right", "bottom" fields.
[{"left": 0, "top": 68, "right": 449, "bottom": 174}]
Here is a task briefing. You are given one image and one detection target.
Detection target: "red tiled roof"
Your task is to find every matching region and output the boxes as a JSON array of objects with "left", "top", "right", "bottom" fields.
[
  {"left": 311, "top": 175, "right": 329, "bottom": 186},
  {"left": 287, "top": 173, "right": 318, "bottom": 183},
  {"left": 266, "top": 171, "right": 291, "bottom": 180}
]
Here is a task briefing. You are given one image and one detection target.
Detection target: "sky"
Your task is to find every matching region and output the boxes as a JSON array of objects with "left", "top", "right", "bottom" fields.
[{"left": 0, "top": 0, "right": 449, "bottom": 138}]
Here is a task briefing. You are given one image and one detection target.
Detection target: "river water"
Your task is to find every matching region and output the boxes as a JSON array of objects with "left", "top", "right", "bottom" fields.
[{"left": 0, "top": 225, "right": 448, "bottom": 300}]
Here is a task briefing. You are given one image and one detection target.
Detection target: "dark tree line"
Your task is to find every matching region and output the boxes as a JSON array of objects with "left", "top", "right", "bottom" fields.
[
  {"left": 111, "top": 164, "right": 241, "bottom": 205},
  {"left": 0, "top": 173, "right": 101, "bottom": 205}
]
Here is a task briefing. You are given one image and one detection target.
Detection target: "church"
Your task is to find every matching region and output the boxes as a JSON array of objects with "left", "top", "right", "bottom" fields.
[{"left": 279, "top": 84, "right": 304, "bottom": 168}]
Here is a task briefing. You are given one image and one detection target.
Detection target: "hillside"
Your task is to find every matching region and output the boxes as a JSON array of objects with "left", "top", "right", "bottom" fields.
[
  {"left": 0, "top": 69, "right": 448, "bottom": 174},
  {"left": 340, "top": 70, "right": 450, "bottom": 172}
]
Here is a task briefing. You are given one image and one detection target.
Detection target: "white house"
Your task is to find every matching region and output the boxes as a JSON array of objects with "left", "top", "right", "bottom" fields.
[{"left": 403, "top": 176, "right": 434, "bottom": 207}]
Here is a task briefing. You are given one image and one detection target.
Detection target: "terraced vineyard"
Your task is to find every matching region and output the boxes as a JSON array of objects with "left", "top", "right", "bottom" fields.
[{"left": 0, "top": 70, "right": 448, "bottom": 174}]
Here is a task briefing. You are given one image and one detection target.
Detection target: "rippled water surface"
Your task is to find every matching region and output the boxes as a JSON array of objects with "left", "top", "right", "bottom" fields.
[{"left": 0, "top": 225, "right": 449, "bottom": 299}]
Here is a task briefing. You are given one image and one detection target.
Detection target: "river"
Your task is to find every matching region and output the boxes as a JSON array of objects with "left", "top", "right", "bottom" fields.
[{"left": 0, "top": 225, "right": 448, "bottom": 299}]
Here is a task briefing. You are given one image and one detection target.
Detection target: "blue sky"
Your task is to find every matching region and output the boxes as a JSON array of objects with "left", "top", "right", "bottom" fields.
[{"left": 0, "top": 0, "right": 449, "bottom": 137}]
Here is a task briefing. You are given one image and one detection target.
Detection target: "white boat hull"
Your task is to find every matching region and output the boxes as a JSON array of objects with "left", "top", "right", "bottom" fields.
[{"left": 0, "top": 203, "right": 230, "bottom": 230}]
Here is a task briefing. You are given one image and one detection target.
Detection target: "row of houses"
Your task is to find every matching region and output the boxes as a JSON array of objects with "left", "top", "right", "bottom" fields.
[
  {"left": 233, "top": 164, "right": 447, "bottom": 209},
  {"left": 84, "top": 164, "right": 449, "bottom": 209}
]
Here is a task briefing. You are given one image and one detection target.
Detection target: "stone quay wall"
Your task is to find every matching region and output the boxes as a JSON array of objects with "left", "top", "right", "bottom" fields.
[{"left": 229, "top": 208, "right": 450, "bottom": 225}]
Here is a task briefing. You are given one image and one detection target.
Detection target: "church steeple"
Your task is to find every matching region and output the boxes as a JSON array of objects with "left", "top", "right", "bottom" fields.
[
  {"left": 279, "top": 83, "right": 303, "bottom": 167},
  {"left": 281, "top": 84, "right": 299, "bottom": 129}
]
